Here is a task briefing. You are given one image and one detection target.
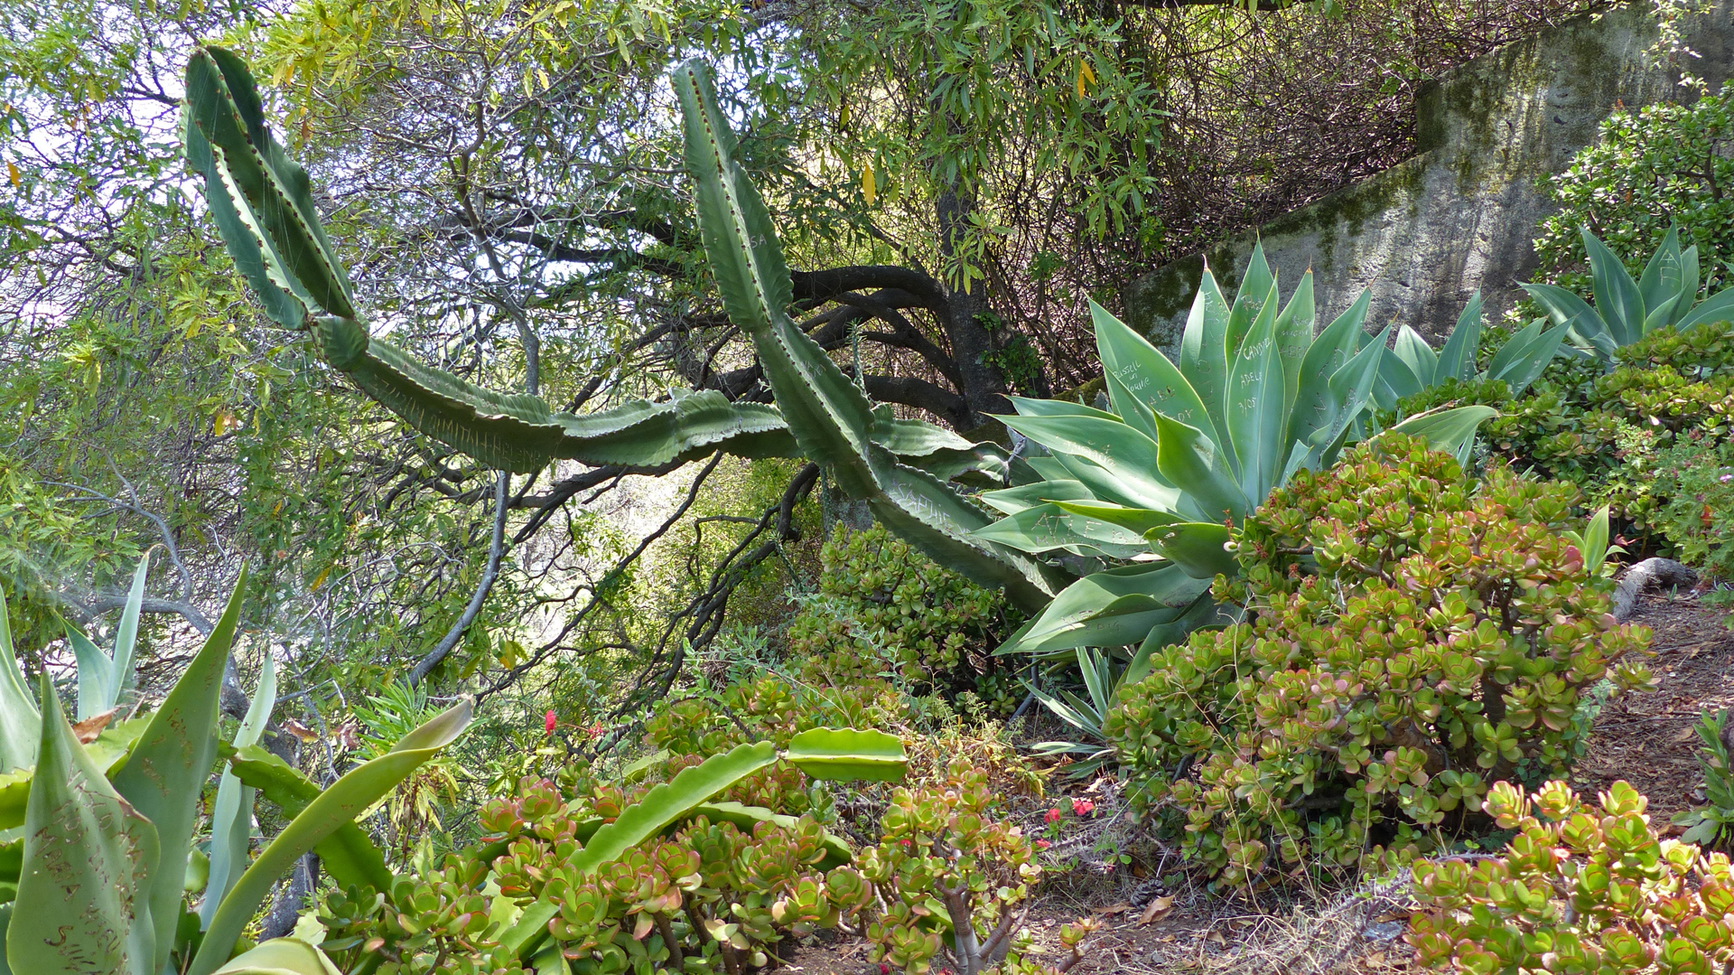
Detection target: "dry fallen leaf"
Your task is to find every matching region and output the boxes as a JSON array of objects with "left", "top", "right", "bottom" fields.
[
  {"left": 72, "top": 709, "right": 118, "bottom": 743},
  {"left": 1139, "top": 894, "right": 1176, "bottom": 925},
  {"left": 281, "top": 718, "right": 319, "bottom": 741},
  {"left": 1372, "top": 910, "right": 1410, "bottom": 924},
  {"left": 1096, "top": 902, "right": 1134, "bottom": 916}
]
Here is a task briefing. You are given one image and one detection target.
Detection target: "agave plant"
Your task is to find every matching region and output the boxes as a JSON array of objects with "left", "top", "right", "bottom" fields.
[
  {"left": 1371, "top": 292, "right": 1568, "bottom": 410},
  {"left": 0, "top": 571, "right": 473, "bottom": 975},
  {"left": 976, "top": 250, "right": 1495, "bottom": 656},
  {"left": 1523, "top": 226, "right": 1734, "bottom": 369}
]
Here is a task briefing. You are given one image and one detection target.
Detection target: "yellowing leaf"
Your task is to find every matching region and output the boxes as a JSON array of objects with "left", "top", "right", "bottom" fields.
[
  {"left": 310, "top": 565, "right": 331, "bottom": 591},
  {"left": 213, "top": 412, "right": 238, "bottom": 437},
  {"left": 6, "top": 162, "right": 19, "bottom": 188},
  {"left": 862, "top": 161, "right": 876, "bottom": 204},
  {"left": 1076, "top": 59, "right": 1097, "bottom": 100}
]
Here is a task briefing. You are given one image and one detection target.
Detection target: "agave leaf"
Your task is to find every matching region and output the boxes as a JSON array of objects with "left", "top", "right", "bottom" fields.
[
  {"left": 1389, "top": 325, "right": 1438, "bottom": 393},
  {"left": 1311, "top": 325, "right": 1391, "bottom": 463},
  {"left": 1272, "top": 270, "right": 1315, "bottom": 418},
  {"left": 1178, "top": 267, "right": 1232, "bottom": 433},
  {"left": 190, "top": 701, "right": 473, "bottom": 975},
  {"left": 110, "top": 569, "right": 246, "bottom": 974},
  {"left": 785, "top": 727, "right": 907, "bottom": 782},
  {"left": 210, "top": 937, "right": 343, "bottom": 975},
  {"left": 1001, "top": 563, "right": 1213, "bottom": 656},
  {"left": 1485, "top": 318, "right": 1568, "bottom": 397},
  {"left": 1152, "top": 412, "right": 1244, "bottom": 524},
  {"left": 1047, "top": 499, "right": 1188, "bottom": 537},
  {"left": 1384, "top": 405, "right": 1498, "bottom": 464},
  {"left": 1674, "top": 285, "right": 1734, "bottom": 331},
  {"left": 1637, "top": 228, "right": 1686, "bottom": 325},
  {"left": 971, "top": 503, "right": 1148, "bottom": 558},
  {"left": 1436, "top": 292, "right": 1484, "bottom": 383},
  {"left": 9, "top": 673, "right": 161, "bottom": 975},
  {"left": 0, "top": 592, "right": 37, "bottom": 775},
  {"left": 0, "top": 714, "right": 152, "bottom": 832},
  {"left": 109, "top": 553, "right": 149, "bottom": 710},
  {"left": 1223, "top": 290, "right": 1283, "bottom": 499},
  {"left": 979, "top": 479, "right": 1095, "bottom": 516},
  {"left": 1144, "top": 522, "right": 1236, "bottom": 579},
  {"left": 1581, "top": 227, "right": 1646, "bottom": 346},
  {"left": 1090, "top": 301, "right": 1219, "bottom": 446},
  {"left": 997, "top": 414, "right": 1175, "bottom": 512},
  {"left": 1226, "top": 243, "right": 1275, "bottom": 353},
  {"left": 64, "top": 624, "right": 113, "bottom": 723},
  {"left": 1003, "top": 395, "right": 1122, "bottom": 421},
  {"left": 202, "top": 655, "right": 277, "bottom": 930},
  {"left": 1288, "top": 290, "right": 1372, "bottom": 450}
]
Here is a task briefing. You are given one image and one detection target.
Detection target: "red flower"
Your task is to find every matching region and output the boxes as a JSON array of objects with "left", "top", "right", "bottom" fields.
[
  {"left": 1045, "top": 807, "right": 1063, "bottom": 824},
  {"left": 586, "top": 721, "right": 606, "bottom": 739},
  {"left": 1036, "top": 839, "right": 1052, "bottom": 850},
  {"left": 880, "top": 965, "right": 891, "bottom": 974},
  {"left": 544, "top": 709, "right": 557, "bottom": 734},
  {"left": 1072, "top": 798, "right": 1095, "bottom": 817}
]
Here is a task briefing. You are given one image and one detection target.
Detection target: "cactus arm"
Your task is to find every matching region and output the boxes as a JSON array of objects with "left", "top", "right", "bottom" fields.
[{"left": 674, "top": 60, "right": 1065, "bottom": 611}]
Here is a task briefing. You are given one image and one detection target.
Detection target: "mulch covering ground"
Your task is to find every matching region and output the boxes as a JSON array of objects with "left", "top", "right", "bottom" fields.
[{"left": 780, "top": 592, "right": 1734, "bottom": 974}]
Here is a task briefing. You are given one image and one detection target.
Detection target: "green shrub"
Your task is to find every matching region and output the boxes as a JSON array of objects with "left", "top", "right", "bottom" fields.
[
  {"left": 1486, "top": 320, "right": 1734, "bottom": 532},
  {"left": 1409, "top": 779, "right": 1734, "bottom": 974},
  {"left": 316, "top": 750, "right": 1072, "bottom": 974},
  {"left": 1535, "top": 91, "right": 1734, "bottom": 300},
  {"left": 1651, "top": 433, "right": 1734, "bottom": 593},
  {"left": 1677, "top": 710, "right": 1734, "bottom": 850},
  {"left": 787, "top": 523, "right": 1022, "bottom": 710},
  {"left": 1104, "top": 436, "right": 1653, "bottom": 887}
]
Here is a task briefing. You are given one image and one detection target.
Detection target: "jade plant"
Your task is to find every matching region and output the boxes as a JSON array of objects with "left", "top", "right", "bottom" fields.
[
  {"left": 0, "top": 572, "right": 472, "bottom": 975},
  {"left": 1104, "top": 437, "right": 1653, "bottom": 887},
  {"left": 1409, "top": 780, "right": 1734, "bottom": 974},
  {"left": 309, "top": 726, "right": 909, "bottom": 973}
]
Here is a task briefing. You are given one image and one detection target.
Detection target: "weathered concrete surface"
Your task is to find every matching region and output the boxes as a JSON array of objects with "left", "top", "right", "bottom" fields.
[{"left": 1124, "top": 0, "right": 1734, "bottom": 347}]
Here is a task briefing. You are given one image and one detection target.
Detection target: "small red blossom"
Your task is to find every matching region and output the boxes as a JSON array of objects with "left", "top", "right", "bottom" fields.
[
  {"left": 1072, "top": 798, "right": 1095, "bottom": 817},
  {"left": 1036, "top": 839, "right": 1052, "bottom": 850},
  {"left": 900, "top": 838, "right": 913, "bottom": 847},
  {"left": 880, "top": 965, "right": 891, "bottom": 974},
  {"left": 1045, "top": 807, "right": 1063, "bottom": 824},
  {"left": 585, "top": 721, "right": 607, "bottom": 739},
  {"left": 544, "top": 710, "right": 557, "bottom": 734}
]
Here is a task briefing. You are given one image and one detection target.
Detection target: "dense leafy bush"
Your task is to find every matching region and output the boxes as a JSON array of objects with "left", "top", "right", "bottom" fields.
[
  {"left": 1535, "top": 91, "right": 1734, "bottom": 299},
  {"left": 1104, "top": 436, "right": 1653, "bottom": 887},
  {"left": 1485, "top": 320, "right": 1734, "bottom": 533},
  {"left": 1651, "top": 433, "right": 1734, "bottom": 593},
  {"left": 1409, "top": 780, "right": 1734, "bottom": 974},
  {"left": 788, "top": 524, "right": 1023, "bottom": 711}
]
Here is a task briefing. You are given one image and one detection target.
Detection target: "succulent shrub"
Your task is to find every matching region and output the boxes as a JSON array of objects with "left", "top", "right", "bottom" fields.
[
  {"left": 0, "top": 575, "right": 471, "bottom": 975},
  {"left": 1523, "top": 227, "right": 1734, "bottom": 369},
  {"left": 1409, "top": 780, "right": 1734, "bottom": 974},
  {"left": 316, "top": 735, "right": 1081, "bottom": 974},
  {"left": 787, "top": 523, "right": 1022, "bottom": 707},
  {"left": 1486, "top": 319, "right": 1734, "bottom": 533},
  {"left": 1535, "top": 91, "right": 1734, "bottom": 301},
  {"left": 856, "top": 755, "right": 1086, "bottom": 975},
  {"left": 1103, "top": 436, "right": 1653, "bottom": 887}
]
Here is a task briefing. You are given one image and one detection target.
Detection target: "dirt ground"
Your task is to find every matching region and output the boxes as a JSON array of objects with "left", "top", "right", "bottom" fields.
[{"left": 779, "top": 591, "right": 1734, "bottom": 975}]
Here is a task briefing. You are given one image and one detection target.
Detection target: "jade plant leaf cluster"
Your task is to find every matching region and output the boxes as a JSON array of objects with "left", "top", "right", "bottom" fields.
[{"left": 1104, "top": 437, "right": 1653, "bottom": 887}]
